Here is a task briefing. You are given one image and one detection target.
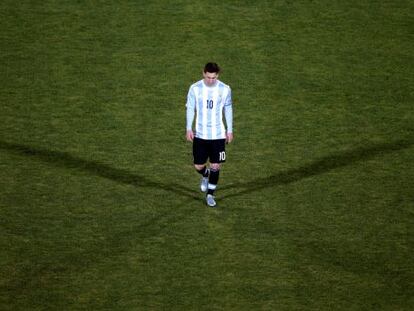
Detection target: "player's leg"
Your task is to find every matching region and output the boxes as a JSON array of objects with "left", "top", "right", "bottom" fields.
[
  {"left": 193, "top": 138, "right": 210, "bottom": 192},
  {"left": 205, "top": 139, "right": 226, "bottom": 207},
  {"left": 207, "top": 162, "right": 221, "bottom": 195},
  {"left": 205, "top": 162, "right": 220, "bottom": 207},
  {"left": 195, "top": 164, "right": 210, "bottom": 192}
]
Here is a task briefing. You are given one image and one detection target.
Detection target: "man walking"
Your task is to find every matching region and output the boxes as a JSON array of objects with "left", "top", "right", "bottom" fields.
[{"left": 186, "top": 62, "right": 233, "bottom": 207}]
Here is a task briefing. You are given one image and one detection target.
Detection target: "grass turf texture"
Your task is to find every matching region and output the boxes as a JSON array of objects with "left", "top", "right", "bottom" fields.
[{"left": 1, "top": 0, "right": 413, "bottom": 310}]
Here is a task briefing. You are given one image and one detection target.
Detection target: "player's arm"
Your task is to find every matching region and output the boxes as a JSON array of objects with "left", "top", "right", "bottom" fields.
[
  {"left": 186, "top": 87, "right": 196, "bottom": 141},
  {"left": 224, "top": 88, "right": 233, "bottom": 143}
]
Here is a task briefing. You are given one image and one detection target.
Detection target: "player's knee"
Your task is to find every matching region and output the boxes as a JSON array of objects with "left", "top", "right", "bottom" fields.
[
  {"left": 210, "top": 163, "right": 220, "bottom": 171},
  {"left": 194, "top": 164, "right": 205, "bottom": 170}
]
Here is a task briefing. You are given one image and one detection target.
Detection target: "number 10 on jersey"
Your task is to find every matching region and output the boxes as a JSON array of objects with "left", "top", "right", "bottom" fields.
[{"left": 206, "top": 99, "right": 213, "bottom": 109}]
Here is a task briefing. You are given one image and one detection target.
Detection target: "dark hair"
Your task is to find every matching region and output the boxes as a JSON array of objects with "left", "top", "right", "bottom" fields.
[{"left": 204, "top": 62, "right": 220, "bottom": 73}]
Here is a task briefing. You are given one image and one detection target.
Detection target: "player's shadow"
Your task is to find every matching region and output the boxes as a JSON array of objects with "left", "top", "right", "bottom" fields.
[
  {"left": 220, "top": 137, "right": 414, "bottom": 199},
  {"left": 0, "top": 140, "right": 199, "bottom": 201},
  {"left": 1, "top": 138, "right": 413, "bottom": 202}
]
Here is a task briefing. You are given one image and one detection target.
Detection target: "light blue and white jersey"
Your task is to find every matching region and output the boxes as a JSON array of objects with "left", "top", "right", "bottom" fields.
[{"left": 186, "top": 79, "right": 233, "bottom": 140}]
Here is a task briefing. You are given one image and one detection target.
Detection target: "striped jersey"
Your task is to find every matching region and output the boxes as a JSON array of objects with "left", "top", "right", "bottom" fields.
[{"left": 186, "top": 79, "right": 233, "bottom": 140}]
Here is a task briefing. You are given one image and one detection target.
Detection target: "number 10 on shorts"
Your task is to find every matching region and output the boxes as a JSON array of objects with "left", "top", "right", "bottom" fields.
[{"left": 219, "top": 151, "right": 226, "bottom": 161}]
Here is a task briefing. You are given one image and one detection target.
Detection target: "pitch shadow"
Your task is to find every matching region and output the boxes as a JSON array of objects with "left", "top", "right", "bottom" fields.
[
  {"left": 220, "top": 137, "right": 414, "bottom": 199},
  {"left": 0, "top": 140, "right": 199, "bottom": 201}
]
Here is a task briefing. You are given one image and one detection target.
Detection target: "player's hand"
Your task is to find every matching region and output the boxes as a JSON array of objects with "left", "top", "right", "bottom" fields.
[
  {"left": 186, "top": 130, "right": 194, "bottom": 142},
  {"left": 226, "top": 132, "right": 234, "bottom": 144}
]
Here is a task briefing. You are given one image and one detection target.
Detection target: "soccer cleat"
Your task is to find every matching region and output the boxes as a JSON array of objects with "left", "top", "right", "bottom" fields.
[
  {"left": 200, "top": 169, "right": 210, "bottom": 192},
  {"left": 206, "top": 194, "right": 216, "bottom": 207}
]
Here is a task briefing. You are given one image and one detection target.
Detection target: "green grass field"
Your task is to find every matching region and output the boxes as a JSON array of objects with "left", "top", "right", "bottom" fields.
[{"left": 1, "top": 0, "right": 413, "bottom": 310}]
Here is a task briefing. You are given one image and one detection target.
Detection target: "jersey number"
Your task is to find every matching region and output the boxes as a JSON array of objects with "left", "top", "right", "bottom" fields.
[
  {"left": 219, "top": 151, "right": 226, "bottom": 161},
  {"left": 206, "top": 99, "right": 213, "bottom": 109}
]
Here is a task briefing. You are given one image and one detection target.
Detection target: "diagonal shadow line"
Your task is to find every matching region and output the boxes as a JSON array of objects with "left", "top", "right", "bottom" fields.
[
  {"left": 220, "top": 137, "right": 414, "bottom": 200},
  {"left": 2, "top": 138, "right": 413, "bottom": 203},
  {"left": 0, "top": 140, "right": 199, "bottom": 201}
]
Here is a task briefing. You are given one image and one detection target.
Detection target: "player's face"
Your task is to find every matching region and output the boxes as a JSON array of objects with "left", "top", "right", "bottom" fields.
[{"left": 203, "top": 71, "right": 218, "bottom": 86}]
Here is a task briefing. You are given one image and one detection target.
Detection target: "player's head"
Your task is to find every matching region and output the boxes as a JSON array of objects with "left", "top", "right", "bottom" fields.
[
  {"left": 204, "top": 62, "right": 220, "bottom": 74},
  {"left": 203, "top": 62, "right": 220, "bottom": 86}
]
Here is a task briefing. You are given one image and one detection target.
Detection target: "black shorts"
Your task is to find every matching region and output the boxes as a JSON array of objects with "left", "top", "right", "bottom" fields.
[{"left": 193, "top": 137, "right": 226, "bottom": 165}]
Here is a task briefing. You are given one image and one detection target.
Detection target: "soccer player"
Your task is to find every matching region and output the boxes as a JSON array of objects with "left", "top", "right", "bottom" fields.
[{"left": 186, "top": 62, "right": 233, "bottom": 207}]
